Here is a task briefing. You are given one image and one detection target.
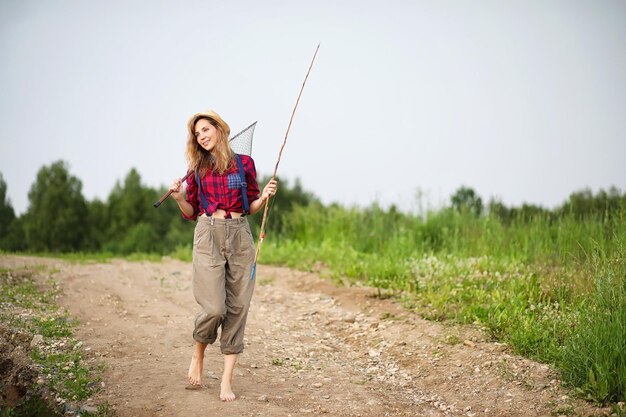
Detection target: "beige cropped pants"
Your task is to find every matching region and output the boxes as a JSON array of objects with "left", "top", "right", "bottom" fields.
[{"left": 191, "top": 216, "right": 255, "bottom": 355}]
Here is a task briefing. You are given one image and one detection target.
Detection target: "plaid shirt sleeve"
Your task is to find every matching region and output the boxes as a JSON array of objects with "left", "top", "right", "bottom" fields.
[
  {"left": 241, "top": 155, "right": 260, "bottom": 203},
  {"left": 183, "top": 172, "right": 200, "bottom": 221}
]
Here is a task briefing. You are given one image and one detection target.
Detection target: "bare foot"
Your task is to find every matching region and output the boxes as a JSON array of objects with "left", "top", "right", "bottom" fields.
[
  {"left": 187, "top": 354, "right": 204, "bottom": 386},
  {"left": 220, "top": 378, "right": 236, "bottom": 401}
]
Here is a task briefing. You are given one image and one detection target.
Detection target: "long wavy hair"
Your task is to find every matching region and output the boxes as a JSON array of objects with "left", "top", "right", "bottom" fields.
[{"left": 186, "top": 110, "right": 234, "bottom": 176}]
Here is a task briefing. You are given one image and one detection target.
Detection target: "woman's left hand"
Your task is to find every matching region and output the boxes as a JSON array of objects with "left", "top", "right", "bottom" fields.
[{"left": 261, "top": 179, "right": 278, "bottom": 202}]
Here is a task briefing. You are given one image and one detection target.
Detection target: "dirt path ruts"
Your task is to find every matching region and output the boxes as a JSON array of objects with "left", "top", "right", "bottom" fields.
[{"left": 0, "top": 256, "right": 607, "bottom": 417}]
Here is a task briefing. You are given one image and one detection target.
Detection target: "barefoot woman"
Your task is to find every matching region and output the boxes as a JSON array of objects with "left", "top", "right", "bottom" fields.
[{"left": 169, "top": 110, "right": 276, "bottom": 401}]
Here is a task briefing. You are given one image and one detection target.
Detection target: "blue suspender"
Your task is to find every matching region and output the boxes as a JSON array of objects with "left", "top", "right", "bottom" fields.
[
  {"left": 195, "top": 154, "right": 249, "bottom": 216},
  {"left": 235, "top": 154, "right": 250, "bottom": 215},
  {"left": 195, "top": 171, "right": 209, "bottom": 214}
]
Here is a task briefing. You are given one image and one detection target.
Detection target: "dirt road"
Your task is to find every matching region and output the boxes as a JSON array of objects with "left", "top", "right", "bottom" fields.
[{"left": 0, "top": 256, "right": 606, "bottom": 417}]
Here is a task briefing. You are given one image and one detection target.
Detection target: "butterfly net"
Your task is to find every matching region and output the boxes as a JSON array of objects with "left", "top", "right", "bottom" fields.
[{"left": 229, "top": 121, "right": 256, "bottom": 156}]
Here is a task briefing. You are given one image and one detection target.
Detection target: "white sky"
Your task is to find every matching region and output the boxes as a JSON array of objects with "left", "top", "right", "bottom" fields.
[{"left": 1, "top": 0, "right": 625, "bottom": 215}]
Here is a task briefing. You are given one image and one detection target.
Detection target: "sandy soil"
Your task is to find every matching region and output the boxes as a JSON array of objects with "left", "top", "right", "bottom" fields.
[{"left": 0, "top": 255, "right": 609, "bottom": 417}]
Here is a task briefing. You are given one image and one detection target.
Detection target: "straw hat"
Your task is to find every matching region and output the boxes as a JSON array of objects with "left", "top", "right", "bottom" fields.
[{"left": 187, "top": 109, "right": 230, "bottom": 139}]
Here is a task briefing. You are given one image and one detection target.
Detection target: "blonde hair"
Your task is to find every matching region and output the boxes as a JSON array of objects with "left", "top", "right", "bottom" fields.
[{"left": 186, "top": 110, "right": 234, "bottom": 176}]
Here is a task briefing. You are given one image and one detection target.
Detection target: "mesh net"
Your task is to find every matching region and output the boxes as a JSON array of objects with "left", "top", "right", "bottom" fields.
[{"left": 229, "top": 121, "right": 256, "bottom": 156}]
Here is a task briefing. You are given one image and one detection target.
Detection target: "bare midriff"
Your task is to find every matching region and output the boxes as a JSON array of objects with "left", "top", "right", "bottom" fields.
[{"left": 200, "top": 209, "right": 244, "bottom": 219}]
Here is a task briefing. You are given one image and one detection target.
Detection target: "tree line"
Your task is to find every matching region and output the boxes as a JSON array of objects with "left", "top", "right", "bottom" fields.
[
  {"left": 0, "top": 160, "right": 624, "bottom": 254},
  {"left": 451, "top": 184, "right": 626, "bottom": 223},
  {"left": 0, "top": 161, "right": 317, "bottom": 253}
]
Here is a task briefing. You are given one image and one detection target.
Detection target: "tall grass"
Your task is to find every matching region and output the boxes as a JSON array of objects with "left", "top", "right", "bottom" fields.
[
  {"left": 257, "top": 202, "right": 626, "bottom": 403},
  {"left": 274, "top": 202, "right": 624, "bottom": 266},
  {"left": 561, "top": 245, "right": 625, "bottom": 403}
]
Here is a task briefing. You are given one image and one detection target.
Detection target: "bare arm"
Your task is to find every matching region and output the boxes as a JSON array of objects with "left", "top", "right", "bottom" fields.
[
  {"left": 170, "top": 178, "right": 195, "bottom": 218},
  {"left": 249, "top": 179, "right": 277, "bottom": 215}
]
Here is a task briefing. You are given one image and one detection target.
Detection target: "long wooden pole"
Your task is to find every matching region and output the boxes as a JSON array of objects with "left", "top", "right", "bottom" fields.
[
  {"left": 153, "top": 171, "right": 193, "bottom": 207},
  {"left": 251, "top": 43, "right": 320, "bottom": 279}
]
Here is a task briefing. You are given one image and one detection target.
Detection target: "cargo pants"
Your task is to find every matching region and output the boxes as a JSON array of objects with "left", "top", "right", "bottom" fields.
[{"left": 191, "top": 215, "right": 255, "bottom": 355}]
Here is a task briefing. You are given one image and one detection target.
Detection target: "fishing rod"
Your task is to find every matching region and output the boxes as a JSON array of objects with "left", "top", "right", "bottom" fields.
[
  {"left": 251, "top": 43, "right": 320, "bottom": 279},
  {"left": 153, "top": 171, "right": 193, "bottom": 208}
]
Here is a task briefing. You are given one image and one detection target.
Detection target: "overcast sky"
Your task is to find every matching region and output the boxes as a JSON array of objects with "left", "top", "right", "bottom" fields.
[{"left": 1, "top": 0, "right": 625, "bottom": 216}]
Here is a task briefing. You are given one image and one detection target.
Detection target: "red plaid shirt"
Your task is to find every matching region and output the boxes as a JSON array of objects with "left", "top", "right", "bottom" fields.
[{"left": 183, "top": 155, "right": 260, "bottom": 220}]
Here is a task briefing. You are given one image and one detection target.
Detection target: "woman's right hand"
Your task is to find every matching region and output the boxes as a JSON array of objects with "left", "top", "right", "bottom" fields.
[{"left": 169, "top": 178, "right": 183, "bottom": 201}]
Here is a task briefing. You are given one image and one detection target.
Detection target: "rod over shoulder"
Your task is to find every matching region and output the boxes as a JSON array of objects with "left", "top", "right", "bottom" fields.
[{"left": 153, "top": 170, "right": 193, "bottom": 208}]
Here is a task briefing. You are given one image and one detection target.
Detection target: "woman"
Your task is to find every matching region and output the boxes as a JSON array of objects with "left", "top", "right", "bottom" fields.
[{"left": 169, "top": 110, "right": 277, "bottom": 401}]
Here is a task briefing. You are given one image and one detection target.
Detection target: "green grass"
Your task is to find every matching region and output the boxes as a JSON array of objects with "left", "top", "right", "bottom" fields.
[
  {"left": 1, "top": 250, "right": 162, "bottom": 264},
  {"left": 255, "top": 203, "right": 626, "bottom": 404},
  {"left": 31, "top": 345, "right": 97, "bottom": 402},
  {"left": 0, "top": 267, "right": 112, "bottom": 415},
  {"left": 0, "top": 269, "right": 56, "bottom": 308},
  {"left": 561, "top": 247, "right": 626, "bottom": 404},
  {"left": 169, "top": 244, "right": 192, "bottom": 262}
]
